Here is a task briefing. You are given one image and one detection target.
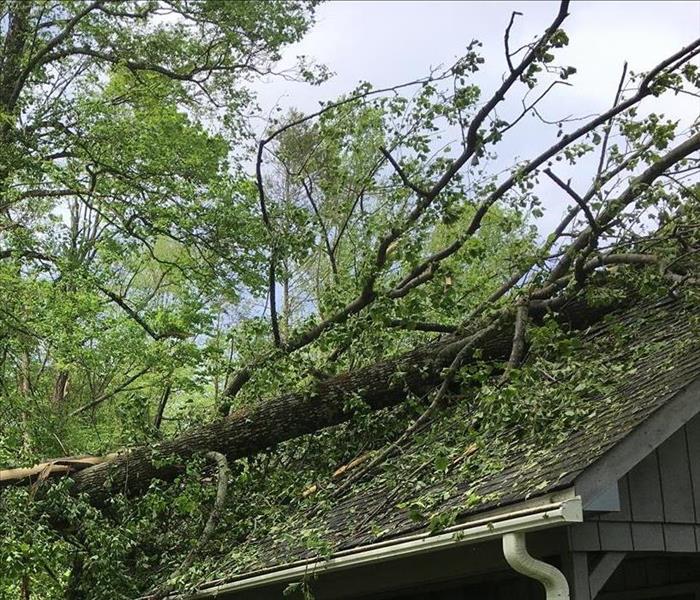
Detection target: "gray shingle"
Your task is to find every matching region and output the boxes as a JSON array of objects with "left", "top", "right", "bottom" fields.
[{"left": 197, "top": 296, "right": 700, "bottom": 588}]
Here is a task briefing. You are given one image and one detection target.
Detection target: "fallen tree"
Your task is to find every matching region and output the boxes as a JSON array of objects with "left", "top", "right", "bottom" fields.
[
  {"left": 0, "top": 286, "right": 650, "bottom": 502},
  {"left": 1, "top": 0, "right": 698, "bottom": 507},
  {"left": 3, "top": 126, "right": 699, "bottom": 506},
  {"left": 2, "top": 3, "right": 700, "bottom": 598}
]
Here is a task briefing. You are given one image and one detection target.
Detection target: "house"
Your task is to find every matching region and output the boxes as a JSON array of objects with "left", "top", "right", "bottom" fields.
[{"left": 166, "top": 295, "right": 700, "bottom": 600}]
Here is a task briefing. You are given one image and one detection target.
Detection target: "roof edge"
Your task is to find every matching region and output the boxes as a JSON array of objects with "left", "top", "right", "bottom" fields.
[
  {"left": 175, "top": 490, "right": 582, "bottom": 599},
  {"left": 575, "top": 374, "right": 700, "bottom": 502}
]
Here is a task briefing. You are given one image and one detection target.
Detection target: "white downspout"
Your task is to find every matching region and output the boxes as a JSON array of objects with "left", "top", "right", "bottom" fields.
[{"left": 503, "top": 532, "right": 570, "bottom": 600}]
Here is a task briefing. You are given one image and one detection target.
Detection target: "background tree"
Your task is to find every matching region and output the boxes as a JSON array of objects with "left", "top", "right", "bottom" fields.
[{"left": 0, "top": 0, "right": 320, "bottom": 462}]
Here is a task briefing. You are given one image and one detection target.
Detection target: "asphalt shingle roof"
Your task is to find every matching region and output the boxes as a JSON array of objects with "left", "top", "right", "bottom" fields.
[{"left": 195, "top": 293, "right": 700, "bottom": 590}]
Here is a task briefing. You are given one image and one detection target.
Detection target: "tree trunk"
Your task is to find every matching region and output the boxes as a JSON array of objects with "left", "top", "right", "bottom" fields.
[
  {"left": 20, "top": 574, "right": 29, "bottom": 600},
  {"left": 20, "top": 350, "right": 32, "bottom": 454},
  {"left": 52, "top": 371, "right": 69, "bottom": 405},
  {"left": 153, "top": 383, "right": 172, "bottom": 431},
  {"left": 68, "top": 295, "right": 626, "bottom": 506}
]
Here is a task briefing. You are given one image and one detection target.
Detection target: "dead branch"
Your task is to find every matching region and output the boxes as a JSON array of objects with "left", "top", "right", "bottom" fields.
[{"left": 504, "top": 11, "right": 523, "bottom": 73}]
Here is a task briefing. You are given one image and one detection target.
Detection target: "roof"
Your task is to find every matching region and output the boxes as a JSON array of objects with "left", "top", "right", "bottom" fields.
[{"left": 181, "top": 292, "right": 700, "bottom": 595}]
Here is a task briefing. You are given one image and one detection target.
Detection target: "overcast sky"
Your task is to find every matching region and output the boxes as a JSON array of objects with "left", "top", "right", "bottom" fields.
[
  {"left": 252, "top": 1, "right": 700, "bottom": 234},
  {"left": 258, "top": 1, "right": 699, "bottom": 116}
]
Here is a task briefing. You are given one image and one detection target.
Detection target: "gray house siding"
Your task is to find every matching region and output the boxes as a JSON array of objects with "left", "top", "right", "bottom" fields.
[
  {"left": 569, "top": 413, "right": 700, "bottom": 555},
  {"left": 561, "top": 409, "right": 700, "bottom": 600}
]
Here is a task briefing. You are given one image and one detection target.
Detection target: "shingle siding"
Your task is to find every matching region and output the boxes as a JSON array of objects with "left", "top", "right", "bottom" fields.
[{"left": 570, "top": 412, "right": 700, "bottom": 553}]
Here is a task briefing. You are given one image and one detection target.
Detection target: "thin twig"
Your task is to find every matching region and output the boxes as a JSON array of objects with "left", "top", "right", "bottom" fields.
[
  {"left": 504, "top": 11, "right": 523, "bottom": 73},
  {"left": 544, "top": 168, "right": 600, "bottom": 234},
  {"left": 596, "top": 62, "right": 628, "bottom": 179}
]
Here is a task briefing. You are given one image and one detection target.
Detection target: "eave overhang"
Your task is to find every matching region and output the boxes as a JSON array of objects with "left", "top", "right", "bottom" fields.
[{"left": 176, "top": 489, "right": 582, "bottom": 599}]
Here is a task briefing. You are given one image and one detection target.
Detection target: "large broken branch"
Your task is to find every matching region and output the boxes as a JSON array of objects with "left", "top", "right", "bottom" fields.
[
  {"left": 2, "top": 292, "right": 635, "bottom": 506},
  {"left": 0, "top": 455, "right": 115, "bottom": 488}
]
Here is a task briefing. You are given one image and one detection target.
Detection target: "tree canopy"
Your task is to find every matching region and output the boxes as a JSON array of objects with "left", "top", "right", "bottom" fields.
[{"left": 0, "top": 1, "right": 698, "bottom": 598}]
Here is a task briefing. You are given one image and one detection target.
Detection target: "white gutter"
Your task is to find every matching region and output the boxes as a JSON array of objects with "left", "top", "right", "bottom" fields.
[
  {"left": 503, "top": 531, "right": 570, "bottom": 599},
  {"left": 181, "top": 496, "right": 582, "bottom": 599}
]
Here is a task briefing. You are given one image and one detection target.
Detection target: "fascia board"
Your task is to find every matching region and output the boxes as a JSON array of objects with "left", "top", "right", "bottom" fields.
[{"left": 180, "top": 493, "right": 582, "bottom": 599}]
